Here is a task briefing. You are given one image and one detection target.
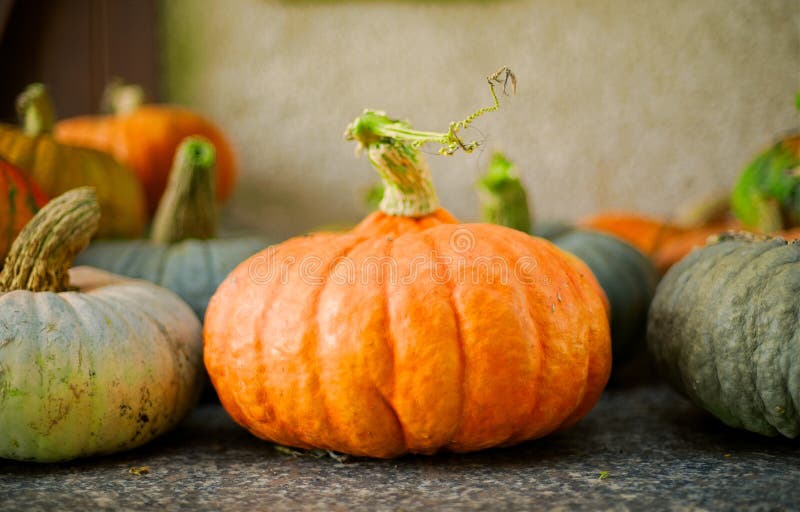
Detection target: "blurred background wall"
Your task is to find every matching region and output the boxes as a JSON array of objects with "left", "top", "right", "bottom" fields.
[{"left": 2, "top": 0, "right": 798, "bottom": 238}]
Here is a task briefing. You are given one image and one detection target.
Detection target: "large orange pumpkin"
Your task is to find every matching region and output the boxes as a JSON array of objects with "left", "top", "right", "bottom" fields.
[
  {"left": 55, "top": 81, "right": 236, "bottom": 213},
  {"left": 0, "top": 157, "right": 48, "bottom": 263},
  {"left": 204, "top": 95, "right": 611, "bottom": 457}
]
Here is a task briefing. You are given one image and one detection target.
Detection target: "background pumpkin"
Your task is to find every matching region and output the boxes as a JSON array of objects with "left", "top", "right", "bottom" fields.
[
  {"left": 475, "top": 152, "right": 658, "bottom": 362},
  {"left": 731, "top": 133, "right": 800, "bottom": 233},
  {"left": 0, "top": 187, "right": 203, "bottom": 462},
  {"left": 0, "top": 157, "right": 48, "bottom": 264},
  {"left": 0, "top": 83, "right": 147, "bottom": 238},
  {"left": 647, "top": 233, "right": 800, "bottom": 438},
  {"left": 55, "top": 80, "right": 237, "bottom": 213},
  {"left": 205, "top": 77, "right": 611, "bottom": 457},
  {"left": 74, "top": 136, "right": 269, "bottom": 320},
  {"left": 577, "top": 211, "right": 685, "bottom": 256}
]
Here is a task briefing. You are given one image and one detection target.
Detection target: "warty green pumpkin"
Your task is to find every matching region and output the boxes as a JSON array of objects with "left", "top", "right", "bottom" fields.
[
  {"left": 0, "top": 84, "right": 147, "bottom": 238},
  {"left": 0, "top": 188, "right": 203, "bottom": 462},
  {"left": 647, "top": 233, "right": 800, "bottom": 437},
  {"left": 74, "top": 136, "right": 269, "bottom": 320}
]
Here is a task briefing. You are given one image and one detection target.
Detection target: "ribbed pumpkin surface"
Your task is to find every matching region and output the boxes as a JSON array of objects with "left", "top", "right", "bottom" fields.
[
  {"left": 553, "top": 229, "right": 658, "bottom": 360},
  {"left": 205, "top": 210, "right": 611, "bottom": 457}
]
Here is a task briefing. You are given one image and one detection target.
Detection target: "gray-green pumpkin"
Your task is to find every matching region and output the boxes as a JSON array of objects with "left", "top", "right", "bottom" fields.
[
  {"left": 0, "top": 188, "right": 203, "bottom": 462},
  {"left": 648, "top": 233, "right": 800, "bottom": 437},
  {"left": 475, "top": 152, "right": 658, "bottom": 361},
  {"left": 74, "top": 137, "right": 271, "bottom": 320}
]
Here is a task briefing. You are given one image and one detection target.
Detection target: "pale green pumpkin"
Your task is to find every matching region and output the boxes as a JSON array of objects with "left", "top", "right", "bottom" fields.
[
  {"left": 74, "top": 137, "right": 270, "bottom": 320},
  {"left": 0, "top": 188, "right": 203, "bottom": 462},
  {"left": 648, "top": 233, "right": 800, "bottom": 437}
]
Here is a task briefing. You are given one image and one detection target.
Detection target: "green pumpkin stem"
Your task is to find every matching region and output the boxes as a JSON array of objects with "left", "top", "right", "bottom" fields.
[
  {"left": 345, "top": 66, "right": 515, "bottom": 217},
  {"left": 101, "top": 78, "right": 145, "bottom": 115},
  {"left": 16, "top": 83, "right": 57, "bottom": 136},
  {"left": 476, "top": 152, "right": 532, "bottom": 233},
  {"left": 150, "top": 136, "right": 218, "bottom": 244},
  {"left": 0, "top": 187, "right": 100, "bottom": 292}
]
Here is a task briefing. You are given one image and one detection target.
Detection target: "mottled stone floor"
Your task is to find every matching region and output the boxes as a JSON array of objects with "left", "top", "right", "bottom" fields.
[{"left": 1, "top": 382, "right": 798, "bottom": 511}]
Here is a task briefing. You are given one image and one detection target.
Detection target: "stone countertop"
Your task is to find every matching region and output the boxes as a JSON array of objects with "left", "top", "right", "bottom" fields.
[{"left": 1, "top": 383, "right": 798, "bottom": 511}]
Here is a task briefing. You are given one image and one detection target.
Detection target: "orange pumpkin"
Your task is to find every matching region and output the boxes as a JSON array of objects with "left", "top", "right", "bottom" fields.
[
  {"left": 653, "top": 222, "right": 800, "bottom": 273},
  {"left": 204, "top": 101, "right": 611, "bottom": 457},
  {"left": 55, "top": 81, "right": 236, "bottom": 213},
  {"left": 0, "top": 157, "right": 48, "bottom": 263},
  {"left": 578, "top": 211, "right": 686, "bottom": 256}
]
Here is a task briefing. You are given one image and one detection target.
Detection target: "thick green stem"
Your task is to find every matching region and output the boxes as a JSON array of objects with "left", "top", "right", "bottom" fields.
[
  {"left": 476, "top": 152, "right": 532, "bottom": 233},
  {"left": 367, "top": 142, "right": 440, "bottom": 217},
  {"left": 0, "top": 187, "right": 100, "bottom": 292},
  {"left": 101, "top": 78, "right": 145, "bottom": 115},
  {"left": 150, "top": 136, "right": 218, "bottom": 243},
  {"left": 344, "top": 67, "right": 516, "bottom": 217},
  {"left": 16, "top": 83, "right": 56, "bottom": 136}
]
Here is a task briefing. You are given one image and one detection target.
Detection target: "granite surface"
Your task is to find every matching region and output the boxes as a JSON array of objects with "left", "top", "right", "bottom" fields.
[{"left": 1, "top": 382, "right": 798, "bottom": 512}]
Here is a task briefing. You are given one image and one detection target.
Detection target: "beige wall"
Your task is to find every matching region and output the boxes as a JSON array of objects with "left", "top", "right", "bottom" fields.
[{"left": 161, "top": 0, "right": 800, "bottom": 238}]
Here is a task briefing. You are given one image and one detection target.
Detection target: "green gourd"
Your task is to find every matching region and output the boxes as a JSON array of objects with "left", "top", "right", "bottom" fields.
[
  {"left": 0, "top": 188, "right": 203, "bottom": 462},
  {"left": 476, "top": 152, "right": 658, "bottom": 361},
  {"left": 731, "top": 133, "right": 800, "bottom": 233},
  {"left": 647, "top": 233, "right": 800, "bottom": 437},
  {"left": 74, "top": 137, "right": 271, "bottom": 320}
]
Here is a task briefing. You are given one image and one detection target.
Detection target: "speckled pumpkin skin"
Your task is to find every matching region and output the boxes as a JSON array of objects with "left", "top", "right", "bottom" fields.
[
  {"left": 647, "top": 237, "right": 800, "bottom": 437},
  {"left": 74, "top": 237, "right": 269, "bottom": 320},
  {"left": 0, "top": 267, "right": 203, "bottom": 462},
  {"left": 552, "top": 229, "right": 658, "bottom": 361},
  {"left": 204, "top": 210, "right": 611, "bottom": 458}
]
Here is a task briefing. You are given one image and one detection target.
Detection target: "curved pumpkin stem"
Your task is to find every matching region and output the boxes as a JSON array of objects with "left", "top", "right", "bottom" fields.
[
  {"left": 344, "top": 66, "right": 515, "bottom": 217},
  {"left": 0, "top": 187, "right": 100, "bottom": 293},
  {"left": 101, "top": 78, "right": 145, "bottom": 115},
  {"left": 16, "top": 83, "right": 57, "bottom": 136},
  {"left": 150, "top": 136, "right": 218, "bottom": 244}
]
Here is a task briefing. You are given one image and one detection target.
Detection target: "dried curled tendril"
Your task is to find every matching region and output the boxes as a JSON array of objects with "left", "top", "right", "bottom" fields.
[{"left": 345, "top": 66, "right": 517, "bottom": 156}]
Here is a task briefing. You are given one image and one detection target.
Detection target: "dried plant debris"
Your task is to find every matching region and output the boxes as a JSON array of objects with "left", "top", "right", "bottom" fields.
[{"left": 274, "top": 444, "right": 352, "bottom": 463}]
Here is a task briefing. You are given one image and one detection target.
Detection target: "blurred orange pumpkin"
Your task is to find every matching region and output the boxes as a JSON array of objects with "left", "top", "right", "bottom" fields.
[
  {"left": 55, "top": 80, "right": 236, "bottom": 213},
  {"left": 0, "top": 157, "right": 48, "bottom": 263}
]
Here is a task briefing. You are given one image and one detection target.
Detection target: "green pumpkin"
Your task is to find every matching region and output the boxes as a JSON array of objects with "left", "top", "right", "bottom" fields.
[
  {"left": 647, "top": 234, "right": 800, "bottom": 437},
  {"left": 74, "top": 137, "right": 272, "bottom": 320},
  {"left": 0, "top": 188, "right": 203, "bottom": 462},
  {"left": 475, "top": 152, "right": 658, "bottom": 362},
  {"left": 551, "top": 230, "right": 658, "bottom": 360}
]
